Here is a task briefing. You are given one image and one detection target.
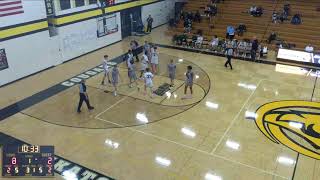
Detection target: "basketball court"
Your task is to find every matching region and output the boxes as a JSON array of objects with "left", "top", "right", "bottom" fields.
[{"left": 0, "top": 26, "right": 319, "bottom": 180}]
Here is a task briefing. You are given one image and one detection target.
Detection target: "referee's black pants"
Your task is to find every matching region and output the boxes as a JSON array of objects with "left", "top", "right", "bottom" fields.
[
  {"left": 225, "top": 55, "right": 233, "bottom": 70},
  {"left": 77, "top": 93, "right": 91, "bottom": 112}
]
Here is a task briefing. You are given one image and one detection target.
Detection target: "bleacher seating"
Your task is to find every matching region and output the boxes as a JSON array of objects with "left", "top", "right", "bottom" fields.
[{"left": 168, "top": 0, "right": 320, "bottom": 51}]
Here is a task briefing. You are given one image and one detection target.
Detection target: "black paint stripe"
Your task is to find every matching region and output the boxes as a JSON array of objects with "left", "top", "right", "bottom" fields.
[
  {"left": 310, "top": 76, "right": 318, "bottom": 101},
  {"left": 291, "top": 153, "right": 300, "bottom": 180},
  {"left": 0, "top": 132, "right": 115, "bottom": 180}
]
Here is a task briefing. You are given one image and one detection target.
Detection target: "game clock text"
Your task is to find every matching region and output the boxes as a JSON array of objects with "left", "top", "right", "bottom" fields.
[{"left": 2, "top": 145, "right": 54, "bottom": 177}]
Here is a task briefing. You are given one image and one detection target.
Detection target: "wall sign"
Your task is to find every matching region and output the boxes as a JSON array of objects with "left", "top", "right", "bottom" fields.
[
  {"left": 44, "top": 0, "right": 54, "bottom": 17},
  {"left": 0, "top": 49, "right": 9, "bottom": 71}
]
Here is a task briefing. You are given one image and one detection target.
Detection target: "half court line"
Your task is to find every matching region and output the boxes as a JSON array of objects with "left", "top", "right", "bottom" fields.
[{"left": 94, "top": 90, "right": 136, "bottom": 119}]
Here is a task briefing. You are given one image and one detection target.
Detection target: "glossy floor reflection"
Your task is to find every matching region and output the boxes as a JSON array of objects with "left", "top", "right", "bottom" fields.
[{"left": 0, "top": 26, "right": 319, "bottom": 180}]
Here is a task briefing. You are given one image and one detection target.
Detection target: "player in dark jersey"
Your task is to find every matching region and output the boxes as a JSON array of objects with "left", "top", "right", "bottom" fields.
[
  {"left": 167, "top": 59, "right": 176, "bottom": 87},
  {"left": 182, "top": 65, "right": 194, "bottom": 99}
]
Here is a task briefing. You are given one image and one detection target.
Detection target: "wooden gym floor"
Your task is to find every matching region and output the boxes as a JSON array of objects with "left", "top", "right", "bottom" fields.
[{"left": 0, "top": 26, "right": 319, "bottom": 180}]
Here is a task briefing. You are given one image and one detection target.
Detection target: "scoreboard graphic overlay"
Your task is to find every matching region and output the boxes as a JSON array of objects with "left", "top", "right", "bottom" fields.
[{"left": 2, "top": 145, "right": 54, "bottom": 177}]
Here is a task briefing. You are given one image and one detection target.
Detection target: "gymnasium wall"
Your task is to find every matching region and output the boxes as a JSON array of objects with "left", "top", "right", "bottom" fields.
[
  {"left": 141, "top": 0, "right": 175, "bottom": 28},
  {"left": 0, "top": 0, "right": 174, "bottom": 86},
  {"left": 57, "top": 12, "right": 122, "bottom": 62}
]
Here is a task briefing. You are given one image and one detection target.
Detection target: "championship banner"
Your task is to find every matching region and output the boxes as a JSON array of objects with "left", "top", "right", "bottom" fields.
[{"left": 0, "top": 49, "right": 9, "bottom": 71}]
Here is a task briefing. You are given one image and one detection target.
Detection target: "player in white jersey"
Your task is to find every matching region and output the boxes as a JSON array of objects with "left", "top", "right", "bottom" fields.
[
  {"left": 127, "top": 50, "right": 134, "bottom": 67},
  {"left": 150, "top": 46, "right": 159, "bottom": 74},
  {"left": 101, "top": 55, "right": 111, "bottom": 85},
  {"left": 140, "top": 51, "right": 149, "bottom": 78},
  {"left": 143, "top": 68, "right": 154, "bottom": 98}
]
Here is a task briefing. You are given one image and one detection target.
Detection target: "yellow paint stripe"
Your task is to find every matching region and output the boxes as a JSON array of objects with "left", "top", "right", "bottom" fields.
[
  {"left": 106, "top": 0, "right": 157, "bottom": 13},
  {"left": 54, "top": 9, "right": 101, "bottom": 25},
  {"left": 0, "top": 21, "right": 48, "bottom": 39}
]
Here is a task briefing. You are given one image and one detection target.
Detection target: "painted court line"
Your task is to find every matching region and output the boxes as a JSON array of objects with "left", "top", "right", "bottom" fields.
[
  {"left": 95, "top": 116, "right": 288, "bottom": 179},
  {"left": 94, "top": 91, "right": 136, "bottom": 119},
  {"left": 210, "top": 79, "right": 263, "bottom": 154}
]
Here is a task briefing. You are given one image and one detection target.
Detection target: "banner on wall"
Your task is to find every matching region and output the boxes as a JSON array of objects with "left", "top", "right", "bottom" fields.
[{"left": 0, "top": 49, "right": 9, "bottom": 71}]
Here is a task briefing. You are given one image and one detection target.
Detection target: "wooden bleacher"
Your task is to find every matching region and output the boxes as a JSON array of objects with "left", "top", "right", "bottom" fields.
[{"left": 168, "top": 0, "right": 320, "bottom": 51}]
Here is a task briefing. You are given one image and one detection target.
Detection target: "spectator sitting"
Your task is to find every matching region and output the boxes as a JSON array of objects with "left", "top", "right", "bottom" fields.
[
  {"left": 237, "top": 41, "right": 246, "bottom": 57},
  {"left": 272, "top": 12, "right": 278, "bottom": 23},
  {"left": 205, "top": 4, "right": 217, "bottom": 21},
  {"left": 180, "top": 10, "right": 186, "bottom": 20},
  {"left": 190, "top": 34, "right": 198, "bottom": 48},
  {"left": 194, "top": 10, "right": 201, "bottom": 23},
  {"left": 291, "top": 13, "right": 302, "bottom": 25},
  {"left": 305, "top": 44, "right": 314, "bottom": 53},
  {"left": 226, "top": 25, "right": 235, "bottom": 40},
  {"left": 204, "top": 6, "right": 211, "bottom": 17},
  {"left": 195, "top": 34, "right": 204, "bottom": 48},
  {"left": 236, "top": 23, "right": 247, "bottom": 36},
  {"left": 249, "top": 5, "right": 257, "bottom": 16},
  {"left": 255, "top": 6, "right": 263, "bottom": 17},
  {"left": 260, "top": 44, "right": 268, "bottom": 58},
  {"left": 210, "top": 35, "right": 219, "bottom": 51},
  {"left": 268, "top": 32, "right": 277, "bottom": 44},
  {"left": 284, "top": 3, "right": 290, "bottom": 16},
  {"left": 187, "top": 12, "right": 194, "bottom": 21},
  {"left": 279, "top": 12, "right": 286, "bottom": 23}
]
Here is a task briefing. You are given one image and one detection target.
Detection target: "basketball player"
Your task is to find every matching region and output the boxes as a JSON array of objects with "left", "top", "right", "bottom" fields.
[
  {"left": 143, "top": 68, "right": 154, "bottom": 98},
  {"left": 101, "top": 55, "right": 111, "bottom": 85},
  {"left": 151, "top": 46, "right": 159, "bottom": 74},
  {"left": 126, "top": 50, "right": 134, "bottom": 67},
  {"left": 128, "top": 60, "right": 139, "bottom": 90},
  {"left": 140, "top": 51, "right": 149, "bottom": 78},
  {"left": 167, "top": 59, "right": 176, "bottom": 87},
  {"left": 111, "top": 64, "right": 120, "bottom": 96},
  {"left": 182, "top": 65, "right": 194, "bottom": 99}
]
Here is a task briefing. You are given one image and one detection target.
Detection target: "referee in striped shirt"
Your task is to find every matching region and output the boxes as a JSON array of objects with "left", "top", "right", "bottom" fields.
[{"left": 77, "top": 79, "right": 94, "bottom": 113}]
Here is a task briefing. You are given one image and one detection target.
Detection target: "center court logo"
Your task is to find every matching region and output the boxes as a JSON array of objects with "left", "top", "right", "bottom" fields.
[{"left": 254, "top": 100, "right": 320, "bottom": 160}]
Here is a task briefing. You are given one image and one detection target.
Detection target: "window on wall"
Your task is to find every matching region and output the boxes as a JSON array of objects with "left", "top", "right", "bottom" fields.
[
  {"left": 60, "top": 0, "right": 71, "bottom": 10},
  {"left": 75, "top": 0, "right": 85, "bottom": 7},
  {"left": 89, "top": 0, "right": 97, "bottom": 5}
]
